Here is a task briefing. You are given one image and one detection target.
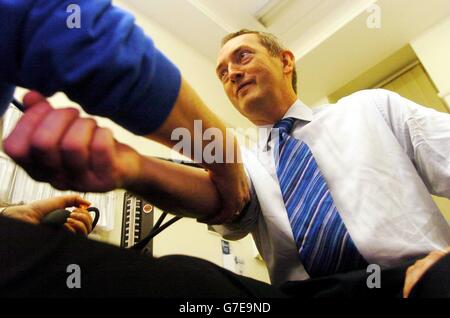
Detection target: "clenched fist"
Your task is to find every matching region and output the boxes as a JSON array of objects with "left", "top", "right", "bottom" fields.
[{"left": 4, "top": 91, "right": 143, "bottom": 192}]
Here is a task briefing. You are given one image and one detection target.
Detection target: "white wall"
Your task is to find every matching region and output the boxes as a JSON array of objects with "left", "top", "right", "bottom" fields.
[{"left": 411, "top": 15, "right": 450, "bottom": 111}]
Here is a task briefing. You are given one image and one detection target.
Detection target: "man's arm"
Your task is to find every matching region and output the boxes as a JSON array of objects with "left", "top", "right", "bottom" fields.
[
  {"left": 374, "top": 89, "right": 450, "bottom": 198},
  {"left": 0, "top": 0, "right": 180, "bottom": 134},
  {"left": 148, "top": 79, "right": 249, "bottom": 222},
  {"left": 3, "top": 92, "right": 224, "bottom": 220},
  {"left": 0, "top": 0, "right": 249, "bottom": 223},
  {"left": 125, "top": 156, "right": 221, "bottom": 219}
]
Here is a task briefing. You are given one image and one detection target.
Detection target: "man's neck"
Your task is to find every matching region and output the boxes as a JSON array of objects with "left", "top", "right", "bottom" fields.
[{"left": 251, "top": 95, "right": 298, "bottom": 126}]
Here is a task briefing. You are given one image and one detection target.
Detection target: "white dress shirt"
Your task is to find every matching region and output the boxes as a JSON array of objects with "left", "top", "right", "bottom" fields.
[{"left": 214, "top": 89, "right": 450, "bottom": 286}]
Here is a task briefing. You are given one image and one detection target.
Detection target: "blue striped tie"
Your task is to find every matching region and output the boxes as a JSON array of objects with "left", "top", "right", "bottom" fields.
[{"left": 273, "top": 117, "right": 368, "bottom": 277}]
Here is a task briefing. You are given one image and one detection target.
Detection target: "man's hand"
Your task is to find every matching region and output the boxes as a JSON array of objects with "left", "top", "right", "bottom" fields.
[
  {"left": 403, "top": 247, "right": 450, "bottom": 298},
  {"left": 3, "top": 91, "right": 142, "bottom": 192},
  {"left": 202, "top": 164, "right": 250, "bottom": 225},
  {"left": 1, "top": 195, "right": 94, "bottom": 235}
]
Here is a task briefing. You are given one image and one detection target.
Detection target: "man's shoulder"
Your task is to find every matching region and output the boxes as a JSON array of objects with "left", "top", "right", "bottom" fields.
[
  {"left": 336, "top": 88, "right": 396, "bottom": 105},
  {"left": 306, "top": 90, "right": 395, "bottom": 118},
  {"left": 330, "top": 89, "right": 404, "bottom": 119},
  {"left": 310, "top": 89, "right": 387, "bottom": 117}
]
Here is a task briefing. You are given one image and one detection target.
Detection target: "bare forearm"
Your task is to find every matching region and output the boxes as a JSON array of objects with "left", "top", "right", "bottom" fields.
[
  {"left": 148, "top": 77, "right": 241, "bottom": 173},
  {"left": 124, "top": 156, "right": 221, "bottom": 219},
  {"left": 146, "top": 77, "right": 250, "bottom": 223}
]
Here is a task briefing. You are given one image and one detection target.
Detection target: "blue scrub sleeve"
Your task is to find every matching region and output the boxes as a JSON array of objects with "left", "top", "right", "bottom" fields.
[{"left": 0, "top": 0, "right": 181, "bottom": 135}]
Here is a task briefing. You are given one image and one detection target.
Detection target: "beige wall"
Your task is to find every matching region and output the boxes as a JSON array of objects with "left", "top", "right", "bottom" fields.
[
  {"left": 411, "top": 15, "right": 450, "bottom": 111},
  {"left": 310, "top": 96, "right": 330, "bottom": 108}
]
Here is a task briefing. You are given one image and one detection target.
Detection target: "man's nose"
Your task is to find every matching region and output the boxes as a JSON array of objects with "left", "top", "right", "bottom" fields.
[{"left": 229, "top": 67, "right": 244, "bottom": 83}]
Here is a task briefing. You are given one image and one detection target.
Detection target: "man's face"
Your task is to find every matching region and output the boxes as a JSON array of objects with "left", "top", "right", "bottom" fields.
[{"left": 216, "top": 34, "right": 289, "bottom": 124}]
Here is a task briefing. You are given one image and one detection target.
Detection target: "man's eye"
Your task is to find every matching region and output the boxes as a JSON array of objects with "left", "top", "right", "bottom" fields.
[
  {"left": 220, "top": 70, "right": 228, "bottom": 80},
  {"left": 240, "top": 51, "right": 250, "bottom": 59}
]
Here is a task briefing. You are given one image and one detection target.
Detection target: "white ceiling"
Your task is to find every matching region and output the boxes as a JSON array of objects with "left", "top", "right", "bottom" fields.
[{"left": 123, "top": 0, "right": 450, "bottom": 104}]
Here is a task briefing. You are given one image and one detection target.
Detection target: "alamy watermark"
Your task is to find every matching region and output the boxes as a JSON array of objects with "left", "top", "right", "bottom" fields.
[
  {"left": 66, "top": 4, "right": 81, "bottom": 29},
  {"left": 366, "top": 264, "right": 381, "bottom": 289},
  {"left": 366, "top": 3, "right": 382, "bottom": 29},
  {"left": 66, "top": 264, "right": 81, "bottom": 289},
  {"left": 170, "top": 121, "right": 283, "bottom": 165}
]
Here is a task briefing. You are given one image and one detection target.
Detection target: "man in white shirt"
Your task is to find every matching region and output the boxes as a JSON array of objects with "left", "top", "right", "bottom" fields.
[
  {"left": 213, "top": 29, "right": 450, "bottom": 289},
  {"left": 4, "top": 26, "right": 449, "bottom": 298}
]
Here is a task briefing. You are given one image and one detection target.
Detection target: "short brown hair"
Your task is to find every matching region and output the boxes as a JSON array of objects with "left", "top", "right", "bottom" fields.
[{"left": 221, "top": 29, "right": 297, "bottom": 94}]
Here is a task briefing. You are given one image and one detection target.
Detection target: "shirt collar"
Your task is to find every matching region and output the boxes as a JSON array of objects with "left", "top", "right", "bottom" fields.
[{"left": 256, "top": 99, "right": 312, "bottom": 150}]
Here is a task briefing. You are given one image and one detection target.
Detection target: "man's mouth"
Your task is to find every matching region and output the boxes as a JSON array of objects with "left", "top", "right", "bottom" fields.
[{"left": 236, "top": 81, "right": 254, "bottom": 96}]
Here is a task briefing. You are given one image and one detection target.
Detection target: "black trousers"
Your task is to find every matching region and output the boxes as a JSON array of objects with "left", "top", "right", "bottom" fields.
[{"left": 0, "top": 216, "right": 448, "bottom": 298}]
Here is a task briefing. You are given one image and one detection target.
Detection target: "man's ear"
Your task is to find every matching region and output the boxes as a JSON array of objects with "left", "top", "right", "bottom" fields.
[{"left": 281, "top": 50, "right": 295, "bottom": 75}]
